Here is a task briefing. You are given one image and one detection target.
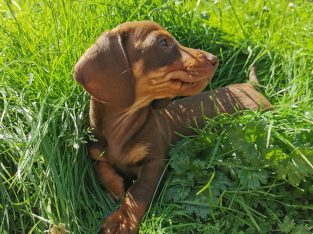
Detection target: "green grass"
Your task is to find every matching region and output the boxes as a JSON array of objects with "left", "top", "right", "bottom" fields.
[{"left": 1, "top": 0, "right": 312, "bottom": 233}]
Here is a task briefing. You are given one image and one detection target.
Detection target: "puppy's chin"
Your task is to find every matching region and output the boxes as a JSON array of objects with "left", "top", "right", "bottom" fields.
[{"left": 164, "top": 65, "right": 216, "bottom": 95}]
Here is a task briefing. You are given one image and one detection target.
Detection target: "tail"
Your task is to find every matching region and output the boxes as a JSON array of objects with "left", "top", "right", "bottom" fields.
[{"left": 248, "top": 66, "right": 259, "bottom": 88}]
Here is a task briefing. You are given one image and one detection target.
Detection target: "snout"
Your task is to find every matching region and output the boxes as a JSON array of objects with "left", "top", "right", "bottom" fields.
[
  {"left": 180, "top": 47, "right": 219, "bottom": 83},
  {"left": 197, "top": 50, "right": 219, "bottom": 68}
]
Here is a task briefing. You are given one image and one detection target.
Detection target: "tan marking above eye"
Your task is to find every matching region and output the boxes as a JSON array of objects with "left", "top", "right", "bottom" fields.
[
  {"left": 134, "top": 30, "right": 174, "bottom": 50},
  {"left": 134, "top": 31, "right": 159, "bottom": 49}
]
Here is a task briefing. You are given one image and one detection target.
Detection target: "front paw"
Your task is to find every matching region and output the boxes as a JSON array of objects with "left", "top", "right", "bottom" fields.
[{"left": 102, "top": 209, "right": 139, "bottom": 234}]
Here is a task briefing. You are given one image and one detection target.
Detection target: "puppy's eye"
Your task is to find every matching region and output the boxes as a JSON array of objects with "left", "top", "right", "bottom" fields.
[{"left": 158, "top": 38, "right": 168, "bottom": 47}]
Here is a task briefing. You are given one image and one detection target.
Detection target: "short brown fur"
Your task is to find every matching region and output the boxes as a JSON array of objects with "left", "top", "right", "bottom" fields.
[{"left": 74, "top": 21, "right": 272, "bottom": 234}]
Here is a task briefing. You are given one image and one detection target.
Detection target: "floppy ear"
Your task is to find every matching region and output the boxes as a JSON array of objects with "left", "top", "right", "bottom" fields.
[{"left": 74, "top": 30, "right": 134, "bottom": 108}]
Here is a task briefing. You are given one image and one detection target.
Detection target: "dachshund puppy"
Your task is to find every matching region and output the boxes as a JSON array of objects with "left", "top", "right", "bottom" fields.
[{"left": 74, "top": 21, "right": 271, "bottom": 234}]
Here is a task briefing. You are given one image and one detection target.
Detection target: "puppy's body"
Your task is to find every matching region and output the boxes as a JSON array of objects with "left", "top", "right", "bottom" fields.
[
  {"left": 164, "top": 82, "right": 271, "bottom": 140},
  {"left": 74, "top": 21, "right": 271, "bottom": 233}
]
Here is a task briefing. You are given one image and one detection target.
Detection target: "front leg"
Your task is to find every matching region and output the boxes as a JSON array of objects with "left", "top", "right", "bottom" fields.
[
  {"left": 89, "top": 142, "right": 126, "bottom": 200},
  {"left": 103, "top": 160, "right": 165, "bottom": 234}
]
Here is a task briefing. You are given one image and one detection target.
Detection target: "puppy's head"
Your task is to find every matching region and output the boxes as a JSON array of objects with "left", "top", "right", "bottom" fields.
[{"left": 74, "top": 21, "right": 218, "bottom": 110}]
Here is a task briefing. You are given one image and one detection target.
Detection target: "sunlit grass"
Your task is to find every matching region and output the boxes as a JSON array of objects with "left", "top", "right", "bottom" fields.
[{"left": 1, "top": 0, "right": 312, "bottom": 233}]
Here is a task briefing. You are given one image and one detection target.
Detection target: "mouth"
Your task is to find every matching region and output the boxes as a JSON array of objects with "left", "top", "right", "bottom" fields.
[
  {"left": 170, "top": 64, "right": 218, "bottom": 93},
  {"left": 177, "top": 68, "right": 214, "bottom": 83},
  {"left": 172, "top": 75, "right": 209, "bottom": 84},
  {"left": 170, "top": 75, "right": 210, "bottom": 91},
  {"left": 149, "top": 67, "right": 215, "bottom": 94}
]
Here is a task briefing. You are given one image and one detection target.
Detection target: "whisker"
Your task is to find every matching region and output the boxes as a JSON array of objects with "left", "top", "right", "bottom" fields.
[{"left": 121, "top": 69, "right": 131, "bottom": 75}]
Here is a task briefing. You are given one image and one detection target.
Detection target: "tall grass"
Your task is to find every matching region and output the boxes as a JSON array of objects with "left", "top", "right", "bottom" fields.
[{"left": 1, "top": 0, "right": 312, "bottom": 233}]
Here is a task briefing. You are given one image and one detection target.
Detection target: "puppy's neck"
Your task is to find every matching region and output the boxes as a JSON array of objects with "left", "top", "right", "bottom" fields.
[{"left": 89, "top": 97, "right": 150, "bottom": 149}]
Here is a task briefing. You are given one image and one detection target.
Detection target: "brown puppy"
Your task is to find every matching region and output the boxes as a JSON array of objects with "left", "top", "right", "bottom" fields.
[{"left": 74, "top": 21, "right": 271, "bottom": 234}]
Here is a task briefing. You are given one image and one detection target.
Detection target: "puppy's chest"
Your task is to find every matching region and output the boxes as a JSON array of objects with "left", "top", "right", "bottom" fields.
[
  {"left": 109, "top": 134, "right": 167, "bottom": 173},
  {"left": 123, "top": 143, "right": 150, "bottom": 165},
  {"left": 105, "top": 142, "right": 150, "bottom": 177}
]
